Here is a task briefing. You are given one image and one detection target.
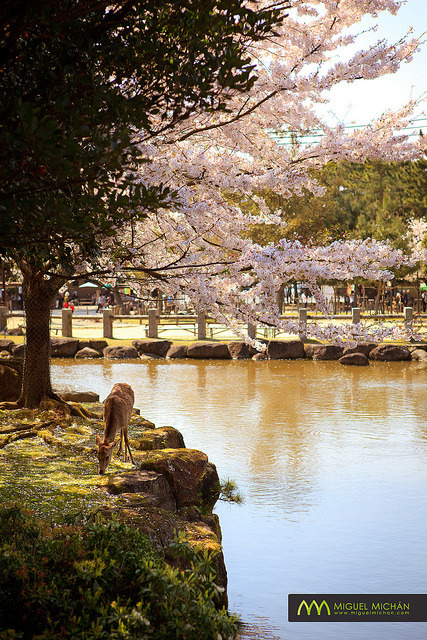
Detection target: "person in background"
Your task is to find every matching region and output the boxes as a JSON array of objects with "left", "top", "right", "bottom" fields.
[
  {"left": 344, "top": 293, "right": 350, "bottom": 313},
  {"left": 394, "top": 291, "right": 401, "bottom": 312}
]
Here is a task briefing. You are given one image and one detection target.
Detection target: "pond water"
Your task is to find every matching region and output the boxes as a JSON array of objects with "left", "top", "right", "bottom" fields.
[{"left": 52, "top": 358, "right": 427, "bottom": 640}]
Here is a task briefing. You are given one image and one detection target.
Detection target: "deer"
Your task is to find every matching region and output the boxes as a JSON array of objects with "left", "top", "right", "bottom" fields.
[{"left": 96, "top": 382, "right": 136, "bottom": 474}]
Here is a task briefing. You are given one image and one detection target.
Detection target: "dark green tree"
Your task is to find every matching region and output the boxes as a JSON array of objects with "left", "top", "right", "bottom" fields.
[
  {"left": 0, "top": 0, "right": 286, "bottom": 407},
  {"left": 238, "top": 159, "right": 427, "bottom": 248}
]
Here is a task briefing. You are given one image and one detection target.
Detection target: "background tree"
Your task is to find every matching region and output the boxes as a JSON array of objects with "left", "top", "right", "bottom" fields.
[{"left": 236, "top": 158, "right": 427, "bottom": 248}]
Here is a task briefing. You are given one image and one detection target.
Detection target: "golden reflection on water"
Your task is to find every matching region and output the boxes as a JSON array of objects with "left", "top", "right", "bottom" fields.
[{"left": 51, "top": 358, "right": 427, "bottom": 640}]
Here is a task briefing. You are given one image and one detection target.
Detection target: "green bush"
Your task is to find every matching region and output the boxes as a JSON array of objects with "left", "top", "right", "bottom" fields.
[{"left": 0, "top": 507, "right": 238, "bottom": 640}]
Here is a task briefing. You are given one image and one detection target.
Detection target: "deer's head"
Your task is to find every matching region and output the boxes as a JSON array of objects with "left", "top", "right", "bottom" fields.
[{"left": 96, "top": 435, "right": 119, "bottom": 474}]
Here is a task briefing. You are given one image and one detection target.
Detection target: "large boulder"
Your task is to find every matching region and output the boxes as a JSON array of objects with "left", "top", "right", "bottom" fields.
[
  {"left": 166, "top": 345, "right": 188, "bottom": 359},
  {"left": 77, "top": 340, "right": 108, "bottom": 355},
  {"left": 132, "top": 426, "right": 185, "bottom": 451},
  {"left": 0, "top": 364, "right": 21, "bottom": 401},
  {"left": 342, "top": 342, "right": 377, "bottom": 358},
  {"left": 228, "top": 341, "right": 257, "bottom": 359},
  {"left": 186, "top": 342, "right": 231, "bottom": 359},
  {"left": 97, "top": 503, "right": 228, "bottom": 608},
  {"left": 103, "top": 345, "right": 139, "bottom": 359},
  {"left": 89, "top": 339, "right": 109, "bottom": 353},
  {"left": 197, "top": 462, "right": 221, "bottom": 511},
  {"left": 304, "top": 344, "right": 344, "bottom": 360},
  {"left": 132, "top": 339, "right": 172, "bottom": 357},
  {"left": 267, "top": 340, "right": 305, "bottom": 360},
  {"left": 106, "top": 470, "right": 176, "bottom": 512},
  {"left": 135, "top": 448, "right": 209, "bottom": 508},
  {"left": 59, "top": 390, "right": 100, "bottom": 403},
  {"left": 369, "top": 344, "right": 411, "bottom": 361},
  {"left": 51, "top": 337, "right": 80, "bottom": 357},
  {"left": 411, "top": 348, "right": 427, "bottom": 361},
  {"left": 339, "top": 353, "right": 369, "bottom": 366},
  {"left": 75, "top": 347, "right": 102, "bottom": 359}
]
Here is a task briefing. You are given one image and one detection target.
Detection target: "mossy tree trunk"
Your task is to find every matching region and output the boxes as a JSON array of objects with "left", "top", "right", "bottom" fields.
[{"left": 16, "top": 264, "right": 65, "bottom": 408}]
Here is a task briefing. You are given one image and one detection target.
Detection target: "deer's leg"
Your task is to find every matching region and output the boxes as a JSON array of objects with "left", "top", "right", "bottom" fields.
[
  {"left": 117, "top": 429, "right": 124, "bottom": 457},
  {"left": 123, "top": 427, "right": 128, "bottom": 462},
  {"left": 123, "top": 427, "right": 135, "bottom": 466}
]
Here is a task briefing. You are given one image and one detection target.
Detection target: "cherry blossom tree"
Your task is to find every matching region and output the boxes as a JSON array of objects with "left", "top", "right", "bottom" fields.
[{"left": 106, "top": 0, "right": 427, "bottom": 346}]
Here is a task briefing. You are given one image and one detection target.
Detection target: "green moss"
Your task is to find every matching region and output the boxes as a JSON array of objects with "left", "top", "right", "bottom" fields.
[{"left": 0, "top": 410, "right": 137, "bottom": 524}]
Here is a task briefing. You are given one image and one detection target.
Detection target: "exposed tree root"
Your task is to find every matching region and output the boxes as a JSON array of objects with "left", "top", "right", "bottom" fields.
[
  {"left": 0, "top": 396, "right": 101, "bottom": 454},
  {"left": 0, "top": 423, "right": 37, "bottom": 435},
  {"left": 0, "top": 420, "right": 58, "bottom": 449},
  {"left": 0, "top": 397, "right": 99, "bottom": 420},
  {"left": 0, "top": 399, "right": 25, "bottom": 411},
  {"left": 0, "top": 430, "right": 38, "bottom": 449},
  {"left": 39, "top": 393, "right": 100, "bottom": 420},
  {"left": 67, "top": 403, "right": 100, "bottom": 420},
  {"left": 0, "top": 420, "right": 55, "bottom": 435}
]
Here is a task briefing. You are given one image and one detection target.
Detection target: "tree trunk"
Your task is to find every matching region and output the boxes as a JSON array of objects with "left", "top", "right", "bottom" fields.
[
  {"left": 0, "top": 264, "right": 97, "bottom": 416},
  {"left": 18, "top": 266, "right": 64, "bottom": 408},
  {"left": 276, "top": 283, "right": 285, "bottom": 314},
  {"left": 374, "top": 281, "right": 383, "bottom": 314}
]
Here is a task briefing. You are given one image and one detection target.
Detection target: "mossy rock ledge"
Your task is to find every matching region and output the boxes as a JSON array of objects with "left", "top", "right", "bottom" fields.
[
  {"left": 0, "top": 406, "right": 228, "bottom": 608},
  {"left": 103, "top": 444, "right": 226, "bottom": 606}
]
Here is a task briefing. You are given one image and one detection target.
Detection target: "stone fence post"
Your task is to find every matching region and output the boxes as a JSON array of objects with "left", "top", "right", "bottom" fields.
[
  {"left": 247, "top": 322, "right": 257, "bottom": 339},
  {"left": 197, "top": 311, "right": 207, "bottom": 340},
  {"left": 0, "top": 306, "right": 7, "bottom": 332},
  {"left": 299, "top": 307, "right": 307, "bottom": 342},
  {"left": 352, "top": 307, "right": 361, "bottom": 324},
  {"left": 61, "top": 308, "right": 73, "bottom": 337},
  {"left": 103, "top": 309, "right": 113, "bottom": 339},
  {"left": 148, "top": 308, "right": 158, "bottom": 338},
  {"left": 404, "top": 306, "right": 413, "bottom": 333}
]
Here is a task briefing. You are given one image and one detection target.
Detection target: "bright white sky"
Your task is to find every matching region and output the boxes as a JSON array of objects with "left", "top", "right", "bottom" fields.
[{"left": 322, "top": 0, "right": 426, "bottom": 131}]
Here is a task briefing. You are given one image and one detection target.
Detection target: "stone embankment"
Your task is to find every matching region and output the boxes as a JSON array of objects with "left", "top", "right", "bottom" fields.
[
  {"left": 2, "top": 336, "right": 427, "bottom": 367},
  {"left": 100, "top": 419, "right": 229, "bottom": 607},
  {"left": 1, "top": 336, "right": 427, "bottom": 403},
  {"left": 0, "top": 336, "right": 424, "bottom": 405}
]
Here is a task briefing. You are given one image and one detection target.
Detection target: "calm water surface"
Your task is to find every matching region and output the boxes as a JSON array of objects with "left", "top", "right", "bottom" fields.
[{"left": 52, "top": 359, "right": 427, "bottom": 640}]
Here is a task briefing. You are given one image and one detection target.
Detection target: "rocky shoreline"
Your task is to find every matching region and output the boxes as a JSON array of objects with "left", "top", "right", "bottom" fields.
[
  {"left": 1, "top": 337, "right": 427, "bottom": 404},
  {"left": 2, "top": 336, "right": 427, "bottom": 364},
  {"left": 98, "top": 419, "right": 229, "bottom": 608}
]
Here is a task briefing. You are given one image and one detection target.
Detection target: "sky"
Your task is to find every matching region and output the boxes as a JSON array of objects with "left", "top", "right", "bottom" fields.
[{"left": 321, "top": 0, "right": 426, "bottom": 131}]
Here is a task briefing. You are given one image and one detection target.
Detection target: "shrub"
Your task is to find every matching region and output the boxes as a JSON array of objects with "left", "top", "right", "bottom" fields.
[{"left": 0, "top": 507, "right": 238, "bottom": 640}]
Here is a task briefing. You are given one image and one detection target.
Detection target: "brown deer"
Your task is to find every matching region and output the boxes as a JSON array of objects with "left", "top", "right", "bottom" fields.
[{"left": 96, "top": 383, "right": 136, "bottom": 474}]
